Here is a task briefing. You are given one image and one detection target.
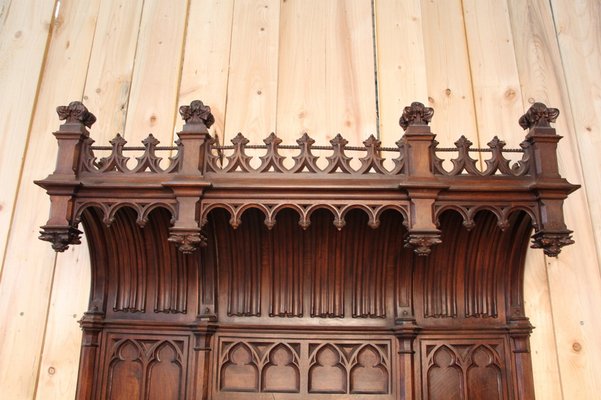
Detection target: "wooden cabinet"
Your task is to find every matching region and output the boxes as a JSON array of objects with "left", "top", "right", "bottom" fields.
[{"left": 36, "top": 100, "right": 577, "bottom": 399}]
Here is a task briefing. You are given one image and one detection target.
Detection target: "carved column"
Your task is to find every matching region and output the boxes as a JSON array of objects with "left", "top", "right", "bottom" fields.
[
  {"left": 508, "top": 322, "right": 536, "bottom": 399},
  {"left": 394, "top": 325, "right": 419, "bottom": 400},
  {"left": 188, "top": 324, "right": 217, "bottom": 400},
  {"left": 520, "top": 103, "right": 578, "bottom": 257},
  {"left": 36, "top": 102, "right": 96, "bottom": 251},
  {"left": 399, "top": 102, "right": 443, "bottom": 255},
  {"left": 75, "top": 312, "right": 103, "bottom": 400},
  {"left": 165, "top": 100, "right": 214, "bottom": 253}
]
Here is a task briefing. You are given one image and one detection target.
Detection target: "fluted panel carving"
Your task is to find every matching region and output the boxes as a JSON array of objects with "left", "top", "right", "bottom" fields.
[
  {"left": 213, "top": 210, "right": 263, "bottom": 317},
  {"left": 144, "top": 209, "right": 189, "bottom": 314},
  {"left": 308, "top": 210, "right": 346, "bottom": 318},
  {"left": 110, "top": 208, "right": 147, "bottom": 312},
  {"left": 422, "top": 213, "right": 461, "bottom": 318},
  {"left": 269, "top": 209, "right": 304, "bottom": 317},
  {"left": 464, "top": 214, "right": 500, "bottom": 318}
]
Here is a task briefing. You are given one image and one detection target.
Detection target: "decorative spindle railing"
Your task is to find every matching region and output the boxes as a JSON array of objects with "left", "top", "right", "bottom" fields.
[{"left": 36, "top": 99, "right": 579, "bottom": 258}]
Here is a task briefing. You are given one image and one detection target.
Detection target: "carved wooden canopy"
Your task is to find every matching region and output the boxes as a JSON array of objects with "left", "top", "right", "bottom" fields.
[{"left": 35, "top": 100, "right": 578, "bottom": 400}]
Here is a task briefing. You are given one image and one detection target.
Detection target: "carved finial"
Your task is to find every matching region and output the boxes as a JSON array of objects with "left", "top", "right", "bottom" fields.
[
  {"left": 179, "top": 100, "right": 215, "bottom": 128},
  {"left": 264, "top": 132, "right": 282, "bottom": 146},
  {"left": 330, "top": 133, "right": 348, "bottom": 147},
  {"left": 56, "top": 101, "right": 96, "bottom": 128},
  {"left": 399, "top": 102, "right": 434, "bottom": 131},
  {"left": 231, "top": 132, "right": 249, "bottom": 146},
  {"left": 519, "top": 102, "right": 560, "bottom": 130},
  {"left": 297, "top": 133, "right": 315, "bottom": 146}
]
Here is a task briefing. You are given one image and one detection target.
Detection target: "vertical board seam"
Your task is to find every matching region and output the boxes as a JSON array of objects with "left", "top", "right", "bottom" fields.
[
  {"left": 169, "top": 0, "right": 192, "bottom": 146},
  {"left": 0, "top": 0, "right": 60, "bottom": 285},
  {"left": 459, "top": 0, "right": 483, "bottom": 155},
  {"left": 121, "top": 0, "right": 147, "bottom": 139},
  {"left": 371, "top": 0, "right": 380, "bottom": 138},
  {"left": 548, "top": 0, "right": 601, "bottom": 273},
  {"left": 221, "top": 0, "right": 238, "bottom": 145}
]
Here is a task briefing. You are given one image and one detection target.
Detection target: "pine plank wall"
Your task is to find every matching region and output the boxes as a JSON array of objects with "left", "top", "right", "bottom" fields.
[{"left": 0, "top": 0, "right": 599, "bottom": 398}]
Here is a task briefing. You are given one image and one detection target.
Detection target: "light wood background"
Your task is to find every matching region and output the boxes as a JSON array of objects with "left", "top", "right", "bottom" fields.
[{"left": 0, "top": 0, "right": 599, "bottom": 398}]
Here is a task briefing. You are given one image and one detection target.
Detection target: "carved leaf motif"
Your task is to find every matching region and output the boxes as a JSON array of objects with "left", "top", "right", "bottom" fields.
[
  {"left": 404, "top": 233, "right": 442, "bottom": 256},
  {"left": 179, "top": 99, "right": 215, "bottom": 127},
  {"left": 56, "top": 101, "right": 97, "bottom": 128},
  {"left": 39, "top": 226, "right": 82, "bottom": 252},
  {"left": 531, "top": 230, "right": 574, "bottom": 257},
  {"left": 518, "top": 102, "right": 559, "bottom": 129},
  {"left": 167, "top": 231, "right": 207, "bottom": 254},
  {"left": 399, "top": 101, "right": 434, "bottom": 130}
]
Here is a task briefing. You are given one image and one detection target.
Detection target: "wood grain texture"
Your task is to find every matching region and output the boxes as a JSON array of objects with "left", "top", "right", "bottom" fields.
[
  {"left": 551, "top": 0, "right": 601, "bottom": 262},
  {"left": 420, "top": 0, "right": 478, "bottom": 146},
  {"left": 35, "top": 3, "right": 144, "bottom": 398},
  {"left": 123, "top": 0, "right": 188, "bottom": 143},
  {"left": 506, "top": 3, "right": 565, "bottom": 398},
  {"left": 464, "top": 3, "right": 562, "bottom": 398},
  {"left": 374, "top": 0, "right": 428, "bottom": 145},
  {"left": 224, "top": 0, "right": 280, "bottom": 141},
  {"left": 508, "top": 0, "right": 601, "bottom": 398},
  {"left": 0, "top": 1, "right": 101, "bottom": 398},
  {"left": 177, "top": 0, "right": 234, "bottom": 144},
  {"left": 0, "top": 0, "right": 56, "bottom": 276},
  {"left": 462, "top": 0, "right": 523, "bottom": 138}
]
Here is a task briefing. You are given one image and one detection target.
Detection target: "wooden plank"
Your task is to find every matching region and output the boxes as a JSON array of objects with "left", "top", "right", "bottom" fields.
[
  {"left": 34, "top": 1, "right": 144, "bottom": 399},
  {"left": 324, "top": 0, "right": 377, "bottom": 142},
  {"left": 462, "top": 4, "right": 563, "bottom": 398},
  {"left": 276, "top": 0, "right": 327, "bottom": 142},
  {"left": 375, "top": 0, "right": 428, "bottom": 146},
  {"left": 551, "top": 0, "right": 601, "bottom": 272},
  {"left": 420, "top": 0, "right": 478, "bottom": 146},
  {"left": 462, "top": 0, "right": 523, "bottom": 139},
  {"left": 508, "top": 1, "right": 601, "bottom": 398},
  {"left": 0, "top": 0, "right": 56, "bottom": 276},
  {"left": 81, "top": 0, "right": 144, "bottom": 140},
  {"left": 276, "top": 0, "right": 377, "bottom": 147},
  {"left": 0, "top": 1, "right": 101, "bottom": 398},
  {"left": 177, "top": 0, "right": 234, "bottom": 143},
  {"left": 123, "top": 0, "right": 189, "bottom": 144},
  {"left": 224, "top": 0, "right": 280, "bottom": 141}
]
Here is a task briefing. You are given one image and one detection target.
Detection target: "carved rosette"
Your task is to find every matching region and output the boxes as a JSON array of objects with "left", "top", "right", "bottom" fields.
[
  {"left": 179, "top": 100, "right": 215, "bottom": 128},
  {"left": 399, "top": 102, "right": 434, "bottom": 130},
  {"left": 168, "top": 230, "right": 207, "bottom": 254},
  {"left": 404, "top": 233, "right": 442, "bottom": 256},
  {"left": 39, "top": 226, "right": 82, "bottom": 252},
  {"left": 531, "top": 230, "right": 574, "bottom": 257},
  {"left": 518, "top": 102, "right": 559, "bottom": 130},
  {"left": 56, "top": 101, "right": 97, "bottom": 128}
]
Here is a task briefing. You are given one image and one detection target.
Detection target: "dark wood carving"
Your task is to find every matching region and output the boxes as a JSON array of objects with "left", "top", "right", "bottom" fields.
[{"left": 36, "top": 100, "right": 579, "bottom": 399}]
